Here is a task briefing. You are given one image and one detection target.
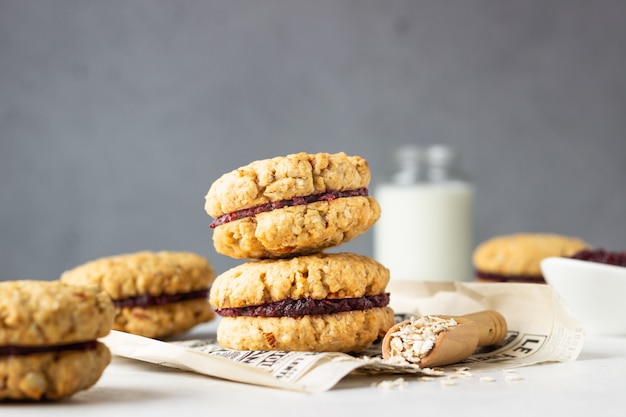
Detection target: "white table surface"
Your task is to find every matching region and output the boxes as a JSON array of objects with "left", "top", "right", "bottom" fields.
[{"left": 3, "top": 321, "right": 625, "bottom": 417}]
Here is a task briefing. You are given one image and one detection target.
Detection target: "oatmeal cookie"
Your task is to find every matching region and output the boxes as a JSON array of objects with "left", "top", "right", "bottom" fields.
[
  {"left": 210, "top": 252, "right": 394, "bottom": 352},
  {"left": 205, "top": 152, "right": 380, "bottom": 259},
  {"left": 0, "top": 280, "right": 114, "bottom": 346},
  {"left": 211, "top": 197, "right": 380, "bottom": 259},
  {"left": 217, "top": 308, "right": 395, "bottom": 352},
  {"left": 0, "top": 280, "right": 114, "bottom": 400},
  {"left": 113, "top": 298, "right": 213, "bottom": 338},
  {"left": 61, "top": 251, "right": 216, "bottom": 339},
  {"left": 205, "top": 152, "right": 372, "bottom": 217},
  {"left": 0, "top": 343, "right": 111, "bottom": 401},
  {"left": 473, "top": 233, "right": 589, "bottom": 283},
  {"left": 210, "top": 252, "right": 389, "bottom": 308}
]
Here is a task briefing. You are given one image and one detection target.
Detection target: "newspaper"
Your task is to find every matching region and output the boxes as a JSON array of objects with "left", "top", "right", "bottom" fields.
[{"left": 102, "top": 281, "right": 585, "bottom": 393}]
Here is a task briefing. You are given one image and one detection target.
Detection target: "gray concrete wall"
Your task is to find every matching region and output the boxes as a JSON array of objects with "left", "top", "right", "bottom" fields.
[{"left": 2, "top": 0, "right": 625, "bottom": 280}]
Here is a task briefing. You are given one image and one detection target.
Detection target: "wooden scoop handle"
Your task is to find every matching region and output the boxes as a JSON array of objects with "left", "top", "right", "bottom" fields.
[{"left": 453, "top": 310, "right": 508, "bottom": 347}]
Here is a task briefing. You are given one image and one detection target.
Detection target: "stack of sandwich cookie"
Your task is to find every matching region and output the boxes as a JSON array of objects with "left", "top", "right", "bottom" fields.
[
  {"left": 0, "top": 280, "right": 114, "bottom": 401},
  {"left": 205, "top": 152, "right": 394, "bottom": 352},
  {"left": 61, "top": 251, "right": 216, "bottom": 339}
]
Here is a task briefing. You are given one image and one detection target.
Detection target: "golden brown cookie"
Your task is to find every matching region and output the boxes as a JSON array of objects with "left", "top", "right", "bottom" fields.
[
  {"left": 61, "top": 251, "right": 216, "bottom": 339},
  {"left": 473, "top": 233, "right": 590, "bottom": 283},
  {"left": 217, "top": 309, "right": 395, "bottom": 352},
  {"left": 205, "top": 152, "right": 381, "bottom": 259},
  {"left": 210, "top": 252, "right": 390, "bottom": 308},
  {"left": 0, "top": 280, "right": 114, "bottom": 401},
  {"left": 210, "top": 252, "right": 394, "bottom": 352}
]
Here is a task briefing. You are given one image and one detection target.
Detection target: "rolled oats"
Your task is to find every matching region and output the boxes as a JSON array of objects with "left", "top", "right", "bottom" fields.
[{"left": 385, "top": 316, "right": 458, "bottom": 366}]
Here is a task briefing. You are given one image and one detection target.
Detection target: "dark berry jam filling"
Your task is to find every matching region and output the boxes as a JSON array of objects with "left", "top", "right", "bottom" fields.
[
  {"left": 113, "top": 288, "right": 209, "bottom": 308},
  {"left": 475, "top": 270, "right": 545, "bottom": 284},
  {"left": 0, "top": 340, "right": 98, "bottom": 357},
  {"left": 210, "top": 188, "right": 369, "bottom": 228},
  {"left": 215, "top": 293, "right": 390, "bottom": 318},
  {"left": 570, "top": 248, "right": 626, "bottom": 267}
]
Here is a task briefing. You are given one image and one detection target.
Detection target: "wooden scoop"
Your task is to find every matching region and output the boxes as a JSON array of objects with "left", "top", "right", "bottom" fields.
[{"left": 381, "top": 310, "right": 508, "bottom": 368}]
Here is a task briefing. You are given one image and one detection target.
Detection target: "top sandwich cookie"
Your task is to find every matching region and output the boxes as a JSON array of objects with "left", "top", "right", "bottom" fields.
[
  {"left": 205, "top": 152, "right": 381, "bottom": 259},
  {"left": 473, "top": 233, "right": 589, "bottom": 283},
  {"left": 1, "top": 280, "right": 115, "bottom": 401},
  {"left": 61, "top": 251, "right": 216, "bottom": 339}
]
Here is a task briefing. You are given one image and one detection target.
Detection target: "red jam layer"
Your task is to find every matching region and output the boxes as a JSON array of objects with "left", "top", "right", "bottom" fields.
[
  {"left": 210, "top": 188, "right": 369, "bottom": 228},
  {"left": 570, "top": 248, "right": 626, "bottom": 267},
  {"left": 475, "top": 270, "right": 545, "bottom": 284},
  {"left": 113, "top": 288, "right": 209, "bottom": 308},
  {"left": 0, "top": 340, "right": 98, "bottom": 357},
  {"left": 215, "top": 293, "right": 390, "bottom": 318}
]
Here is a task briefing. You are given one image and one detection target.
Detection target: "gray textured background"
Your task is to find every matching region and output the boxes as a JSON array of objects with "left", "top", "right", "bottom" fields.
[{"left": 1, "top": 0, "right": 625, "bottom": 281}]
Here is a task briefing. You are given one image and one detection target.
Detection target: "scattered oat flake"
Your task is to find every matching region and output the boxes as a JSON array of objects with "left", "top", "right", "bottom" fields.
[
  {"left": 419, "top": 376, "right": 436, "bottom": 382},
  {"left": 505, "top": 374, "right": 524, "bottom": 382},
  {"left": 480, "top": 376, "right": 497, "bottom": 383},
  {"left": 440, "top": 379, "right": 458, "bottom": 387},
  {"left": 373, "top": 378, "right": 408, "bottom": 389}
]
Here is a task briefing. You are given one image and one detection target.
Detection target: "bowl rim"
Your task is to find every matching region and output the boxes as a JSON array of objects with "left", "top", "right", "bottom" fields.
[{"left": 541, "top": 256, "right": 626, "bottom": 276}]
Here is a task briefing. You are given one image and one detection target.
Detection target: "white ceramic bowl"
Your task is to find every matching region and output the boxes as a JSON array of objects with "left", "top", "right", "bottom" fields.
[{"left": 541, "top": 257, "right": 626, "bottom": 336}]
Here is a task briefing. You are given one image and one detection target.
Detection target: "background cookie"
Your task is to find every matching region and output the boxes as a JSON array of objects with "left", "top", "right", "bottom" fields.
[
  {"left": 0, "top": 280, "right": 114, "bottom": 400},
  {"left": 473, "top": 233, "right": 590, "bottom": 283},
  {"left": 205, "top": 152, "right": 380, "bottom": 259},
  {"left": 61, "top": 251, "right": 215, "bottom": 339}
]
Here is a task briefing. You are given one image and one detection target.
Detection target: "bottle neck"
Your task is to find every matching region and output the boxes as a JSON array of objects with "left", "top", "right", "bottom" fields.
[{"left": 389, "top": 144, "right": 467, "bottom": 184}]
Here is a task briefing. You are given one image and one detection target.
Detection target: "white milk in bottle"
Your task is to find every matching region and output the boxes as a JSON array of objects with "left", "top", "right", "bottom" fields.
[{"left": 373, "top": 144, "right": 474, "bottom": 282}]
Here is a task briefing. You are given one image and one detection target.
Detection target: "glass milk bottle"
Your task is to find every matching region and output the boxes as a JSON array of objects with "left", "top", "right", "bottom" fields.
[{"left": 373, "top": 144, "right": 474, "bottom": 282}]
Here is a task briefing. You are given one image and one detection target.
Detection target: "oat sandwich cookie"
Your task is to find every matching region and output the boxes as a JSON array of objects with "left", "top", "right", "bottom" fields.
[
  {"left": 61, "top": 251, "right": 215, "bottom": 339},
  {"left": 473, "top": 233, "right": 589, "bottom": 283},
  {"left": 0, "top": 280, "right": 115, "bottom": 401},
  {"left": 205, "top": 152, "right": 381, "bottom": 259},
  {"left": 210, "top": 252, "right": 395, "bottom": 352}
]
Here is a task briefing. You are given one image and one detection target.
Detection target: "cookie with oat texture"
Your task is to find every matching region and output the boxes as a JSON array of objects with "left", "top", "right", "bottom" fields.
[
  {"left": 61, "top": 251, "right": 215, "bottom": 339},
  {"left": 473, "top": 233, "right": 589, "bottom": 283},
  {"left": 204, "top": 152, "right": 381, "bottom": 259},
  {"left": 0, "top": 280, "right": 114, "bottom": 401},
  {"left": 210, "top": 252, "right": 394, "bottom": 352}
]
